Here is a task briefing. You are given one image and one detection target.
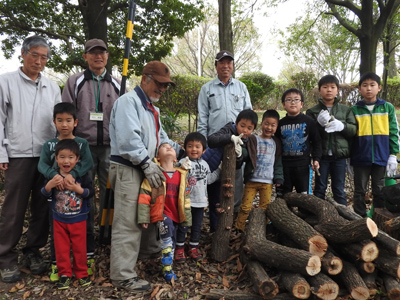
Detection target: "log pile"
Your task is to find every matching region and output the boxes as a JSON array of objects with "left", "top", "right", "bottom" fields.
[{"left": 237, "top": 193, "right": 400, "bottom": 300}]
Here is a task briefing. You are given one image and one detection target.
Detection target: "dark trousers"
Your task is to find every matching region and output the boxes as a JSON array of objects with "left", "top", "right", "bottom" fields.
[
  {"left": 0, "top": 158, "right": 49, "bottom": 268},
  {"left": 282, "top": 164, "right": 310, "bottom": 195},
  {"left": 189, "top": 207, "right": 204, "bottom": 246},
  {"left": 353, "top": 164, "right": 385, "bottom": 217},
  {"left": 314, "top": 157, "right": 347, "bottom": 205},
  {"left": 162, "top": 215, "right": 188, "bottom": 247}
]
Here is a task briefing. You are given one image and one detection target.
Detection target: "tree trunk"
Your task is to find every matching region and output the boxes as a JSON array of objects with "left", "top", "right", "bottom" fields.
[
  {"left": 335, "top": 240, "right": 379, "bottom": 262},
  {"left": 383, "top": 273, "right": 400, "bottom": 300},
  {"left": 337, "top": 260, "right": 369, "bottom": 300},
  {"left": 307, "top": 272, "right": 339, "bottom": 300},
  {"left": 243, "top": 208, "right": 321, "bottom": 276},
  {"left": 279, "top": 271, "right": 311, "bottom": 299},
  {"left": 359, "top": 35, "right": 378, "bottom": 74},
  {"left": 203, "top": 289, "right": 264, "bottom": 300},
  {"left": 218, "top": 0, "right": 233, "bottom": 53},
  {"left": 211, "top": 143, "right": 236, "bottom": 262},
  {"left": 266, "top": 197, "right": 328, "bottom": 257}
]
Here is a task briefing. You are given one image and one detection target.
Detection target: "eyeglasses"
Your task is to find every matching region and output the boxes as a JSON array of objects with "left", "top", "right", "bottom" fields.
[
  {"left": 27, "top": 50, "right": 49, "bottom": 62},
  {"left": 87, "top": 50, "right": 108, "bottom": 56},
  {"left": 147, "top": 75, "right": 170, "bottom": 90},
  {"left": 284, "top": 98, "right": 302, "bottom": 103}
]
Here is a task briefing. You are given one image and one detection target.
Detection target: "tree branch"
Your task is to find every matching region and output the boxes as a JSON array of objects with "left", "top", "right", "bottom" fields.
[
  {"left": 325, "top": 4, "right": 359, "bottom": 36},
  {"left": 325, "top": 0, "right": 361, "bottom": 17},
  {"left": 108, "top": 2, "right": 128, "bottom": 14}
]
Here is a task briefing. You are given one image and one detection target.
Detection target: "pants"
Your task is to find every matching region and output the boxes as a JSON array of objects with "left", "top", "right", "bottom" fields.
[
  {"left": 314, "top": 157, "right": 347, "bottom": 205},
  {"left": 162, "top": 215, "right": 188, "bottom": 248},
  {"left": 0, "top": 158, "right": 49, "bottom": 268},
  {"left": 109, "top": 162, "right": 143, "bottom": 281},
  {"left": 189, "top": 207, "right": 205, "bottom": 246},
  {"left": 282, "top": 164, "right": 310, "bottom": 195},
  {"left": 236, "top": 182, "right": 272, "bottom": 231},
  {"left": 353, "top": 164, "right": 385, "bottom": 217},
  {"left": 54, "top": 219, "right": 87, "bottom": 279}
]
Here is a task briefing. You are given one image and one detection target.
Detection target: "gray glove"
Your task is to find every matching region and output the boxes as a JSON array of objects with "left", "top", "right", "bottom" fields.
[
  {"left": 317, "top": 110, "right": 330, "bottom": 127},
  {"left": 141, "top": 161, "right": 166, "bottom": 188},
  {"left": 325, "top": 118, "right": 344, "bottom": 133},
  {"left": 386, "top": 155, "right": 398, "bottom": 177},
  {"left": 231, "top": 133, "right": 244, "bottom": 157},
  {"left": 180, "top": 156, "right": 192, "bottom": 170}
]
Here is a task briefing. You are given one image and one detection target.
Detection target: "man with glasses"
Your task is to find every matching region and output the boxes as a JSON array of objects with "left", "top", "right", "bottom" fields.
[
  {"left": 0, "top": 35, "right": 61, "bottom": 282},
  {"left": 62, "top": 38, "right": 121, "bottom": 279},
  {"left": 109, "top": 61, "right": 183, "bottom": 291}
]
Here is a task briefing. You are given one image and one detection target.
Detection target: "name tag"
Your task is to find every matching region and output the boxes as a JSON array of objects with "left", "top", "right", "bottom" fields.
[{"left": 90, "top": 112, "right": 104, "bottom": 121}]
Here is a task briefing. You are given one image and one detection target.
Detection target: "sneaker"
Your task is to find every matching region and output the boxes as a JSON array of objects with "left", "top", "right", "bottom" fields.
[
  {"left": 162, "top": 265, "right": 177, "bottom": 283},
  {"left": 174, "top": 247, "right": 186, "bottom": 263},
  {"left": 57, "top": 275, "right": 71, "bottom": 290},
  {"left": 188, "top": 247, "right": 203, "bottom": 262},
  {"left": 0, "top": 265, "right": 21, "bottom": 283},
  {"left": 87, "top": 258, "right": 95, "bottom": 276},
  {"left": 78, "top": 276, "right": 91, "bottom": 287},
  {"left": 112, "top": 277, "right": 151, "bottom": 292},
  {"left": 25, "top": 252, "right": 47, "bottom": 275},
  {"left": 49, "top": 264, "right": 59, "bottom": 282}
]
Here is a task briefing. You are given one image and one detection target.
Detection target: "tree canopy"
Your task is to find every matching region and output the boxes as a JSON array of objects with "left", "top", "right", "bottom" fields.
[{"left": 0, "top": 0, "right": 204, "bottom": 75}]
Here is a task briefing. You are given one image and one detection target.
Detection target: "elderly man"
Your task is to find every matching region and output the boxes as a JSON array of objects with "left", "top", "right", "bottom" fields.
[
  {"left": 197, "top": 50, "right": 252, "bottom": 232},
  {"left": 62, "top": 38, "right": 120, "bottom": 278},
  {"left": 109, "top": 61, "right": 182, "bottom": 291},
  {"left": 0, "top": 36, "right": 61, "bottom": 283}
]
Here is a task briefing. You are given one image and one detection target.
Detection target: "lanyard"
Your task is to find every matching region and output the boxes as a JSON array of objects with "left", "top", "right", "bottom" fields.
[{"left": 92, "top": 74, "right": 102, "bottom": 112}]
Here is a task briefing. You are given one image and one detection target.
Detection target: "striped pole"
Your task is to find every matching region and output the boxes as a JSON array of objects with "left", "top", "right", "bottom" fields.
[{"left": 120, "top": 0, "right": 136, "bottom": 95}]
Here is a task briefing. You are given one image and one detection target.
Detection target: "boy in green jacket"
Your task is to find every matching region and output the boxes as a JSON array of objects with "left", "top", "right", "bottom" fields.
[{"left": 306, "top": 75, "right": 357, "bottom": 205}]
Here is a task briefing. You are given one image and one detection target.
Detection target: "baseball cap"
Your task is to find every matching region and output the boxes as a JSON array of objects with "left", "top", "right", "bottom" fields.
[
  {"left": 215, "top": 50, "right": 234, "bottom": 62},
  {"left": 84, "top": 39, "right": 107, "bottom": 53},
  {"left": 143, "top": 61, "right": 175, "bottom": 86}
]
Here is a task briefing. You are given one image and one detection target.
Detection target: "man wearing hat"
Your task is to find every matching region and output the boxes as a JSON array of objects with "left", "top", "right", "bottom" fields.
[
  {"left": 197, "top": 50, "right": 252, "bottom": 232},
  {"left": 62, "top": 38, "right": 121, "bottom": 278},
  {"left": 109, "top": 61, "right": 182, "bottom": 291}
]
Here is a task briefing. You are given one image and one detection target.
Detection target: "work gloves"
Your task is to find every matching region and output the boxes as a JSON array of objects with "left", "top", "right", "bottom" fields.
[
  {"left": 231, "top": 133, "right": 244, "bottom": 157},
  {"left": 180, "top": 156, "right": 192, "bottom": 170},
  {"left": 325, "top": 118, "right": 344, "bottom": 133},
  {"left": 317, "top": 110, "right": 331, "bottom": 127},
  {"left": 141, "top": 161, "right": 166, "bottom": 188},
  {"left": 386, "top": 155, "right": 398, "bottom": 177}
]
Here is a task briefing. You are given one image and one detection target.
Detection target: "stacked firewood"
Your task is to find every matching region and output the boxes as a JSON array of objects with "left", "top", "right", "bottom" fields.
[{"left": 238, "top": 193, "right": 400, "bottom": 300}]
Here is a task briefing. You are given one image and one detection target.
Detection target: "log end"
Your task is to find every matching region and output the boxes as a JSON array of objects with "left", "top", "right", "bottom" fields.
[
  {"left": 306, "top": 255, "right": 321, "bottom": 276},
  {"left": 292, "top": 282, "right": 311, "bottom": 299},
  {"left": 351, "top": 287, "right": 370, "bottom": 300},
  {"left": 309, "top": 235, "right": 328, "bottom": 258},
  {"left": 327, "top": 257, "right": 343, "bottom": 275},
  {"left": 367, "top": 218, "right": 379, "bottom": 237}
]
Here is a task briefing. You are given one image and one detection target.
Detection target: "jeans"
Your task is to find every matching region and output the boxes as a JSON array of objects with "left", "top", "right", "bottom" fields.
[{"left": 314, "top": 157, "right": 347, "bottom": 205}]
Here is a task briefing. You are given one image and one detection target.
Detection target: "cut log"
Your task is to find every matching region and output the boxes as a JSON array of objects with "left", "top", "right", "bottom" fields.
[
  {"left": 245, "top": 258, "right": 279, "bottom": 299},
  {"left": 211, "top": 143, "right": 236, "bottom": 262},
  {"left": 321, "top": 250, "right": 343, "bottom": 275},
  {"left": 283, "top": 193, "right": 378, "bottom": 243},
  {"left": 374, "top": 249, "right": 400, "bottom": 278},
  {"left": 387, "top": 215, "right": 400, "bottom": 232},
  {"left": 335, "top": 240, "right": 379, "bottom": 262},
  {"left": 383, "top": 273, "right": 400, "bottom": 300},
  {"left": 336, "top": 260, "right": 369, "bottom": 300},
  {"left": 360, "top": 271, "right": 377, "bottom": 297},
  {"left": 266, "top": 197, "right": 328, "bottom": 257},
  {"left": 325, "top": 197, "right": 400, "bottom": 256},
  {"left": 374, "top": 207, "right": 400, "bottom": 240},
  {"left": 244, "top": 208, "right": 321, "bottom": 276},
  {"left": 356, "top": 261, "right": 375, "bottom": 274},
  {"left": 307, "top": 272, "right": 339, "bottom": 300},
  {"left": 279, "top": 271, "right": 311, "bottom": 299},
  {"left": 202, "top": 289, "right": 264, "bottom": 300}
]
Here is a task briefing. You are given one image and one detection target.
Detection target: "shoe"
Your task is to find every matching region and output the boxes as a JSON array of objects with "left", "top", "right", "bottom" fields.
[
  {"left": 87, "top": 258, "right": 95, "bottom": 276},
  {"left": 25, "top": 252, "right": 47, "bottom": 275},
  {"left": 188, "top": 247, "right": 203, "bottom": 261},
  {"left": 174, "top": 247, "right": 186, "bottom": 263},
  {"left": 57, "top": 275, "right": 71, "bottom": 290},
  {"left": 49, "top": 264, "right": 59, "bottom": 282},
  {"left": 112, "top": 277, "right": 151, "bottom": 292},
  {"left": 162, "top": 265, "right": 177, "bottom": 283},
  {"left": 78, "top": 276, "right": 91, "bottom": 287},
  {"left": 0, "top": 265, "right": 21, "bottom": 283}
]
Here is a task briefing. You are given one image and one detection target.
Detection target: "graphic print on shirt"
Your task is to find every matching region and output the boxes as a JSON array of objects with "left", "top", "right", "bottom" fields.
[
  {"left": 187, "top": 162, "right": 209, "bottom": 188},
  {"left": 252, "top": 137, "right": 275, "bottom": 181},
  {"left": 54, "top": 190, "right": 83, "bottom": 215},
  {"left": 280, "top": 123, "right": 308, "bottom": 156}
]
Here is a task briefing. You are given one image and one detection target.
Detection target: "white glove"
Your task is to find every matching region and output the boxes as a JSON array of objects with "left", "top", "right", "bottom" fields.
[
  {"left": 231, "top": 133, "right": 244, "bottom": 157},
  {"left": 317, "top": 110, "right": 331, "bottom": 127},
  {"left": 141, "top": 161, "right": 166, "bottom": 188},
  {"left": 218, "top": 162, "right": 223, "bottom": 170},
  {"left": 325, "top": 118, "right": 344, "bottom": 133},
  {"left": 181, "top": 156, "right": 192, "bottom": 170},
  {"left": 386, "top": 155, "right": 398, "bottom": 177}
]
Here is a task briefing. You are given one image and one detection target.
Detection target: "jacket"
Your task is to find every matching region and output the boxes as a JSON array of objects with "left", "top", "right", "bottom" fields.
[
  {"left": 351, "top": 98, "right": 400, "bottom": 167},
  {"left": 110, "top": 85, "right": 181, "bottom": 168},
  {"left": 306, "top": 98, "right": 357, "bottom": 158},
  {"left": 197, "top": 77, "right": 252, "bottom": 137},
  {"left": 62, "top": 68, "right": 121, "bottom": 146},
  {"left": 137, "top": 166, "right": 192, "bottom": 227},
  {"left": 0, "top": 68, "right": 61, "bottom": 162}
]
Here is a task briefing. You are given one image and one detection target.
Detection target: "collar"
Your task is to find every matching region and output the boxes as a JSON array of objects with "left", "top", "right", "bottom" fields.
[
  {"left": 216, "top": 76, "right": 232, "bottom": 87},
  {"left": 356, "top": 97, "right": 385, "bottom": 107},
  {"left": 18, "top": 67, "right": 42, "bottom": 84},
  {"left": 84, "top": 68, "right": 112, "bottom": 82},
  {"left": 134, "top": 85, "right": 154, "bottom": 111}
]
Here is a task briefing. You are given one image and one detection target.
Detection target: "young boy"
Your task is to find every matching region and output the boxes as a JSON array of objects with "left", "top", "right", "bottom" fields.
[
  {"left": 351, "top": 72, "right": 400, "bottom": 217},
  {"left": 275, "top": 88, "right": 322, "bottom": 195},
  {"left": 38, "top": 102, "right": 94, "bottom": 282},
  {"left": 138, "top": 143, "right": 191, "bottom": 283},
  {"left": 41, "top": 139, "right": 94, "bottom": 289},
  {"left": 235, "top": 110, "right": 283, "bottom": 231},
  {"left": 175, "top": 132, "right": 220, "bottom": 262},
  {"left": 306, "top": 75, "right": 357, "bottom": 205},
  {"left": 203, "top": 109, "right": 258, "bottom": 232}
]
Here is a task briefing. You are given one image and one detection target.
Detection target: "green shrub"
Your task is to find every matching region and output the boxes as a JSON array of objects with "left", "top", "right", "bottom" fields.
[
  {"left": 240, "top": 72, "right": 276, "bottom": 109},
  {"left": 240, "top": 79, "right": 265, "bottom": 108}
]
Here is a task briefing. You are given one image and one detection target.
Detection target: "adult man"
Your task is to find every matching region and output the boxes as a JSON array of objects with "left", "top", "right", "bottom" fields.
[
  {"left": 109, "top": 61, "right": 182, "bottom": 291},
  {"left": 0, "top": 36, "right": 61, "bottom": 283},
  {"left": 197, "top": 50, "right": 252, "bottom": 232},
  {"left": 62, "top": 39, "right": 120, "bottom": 271}
]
